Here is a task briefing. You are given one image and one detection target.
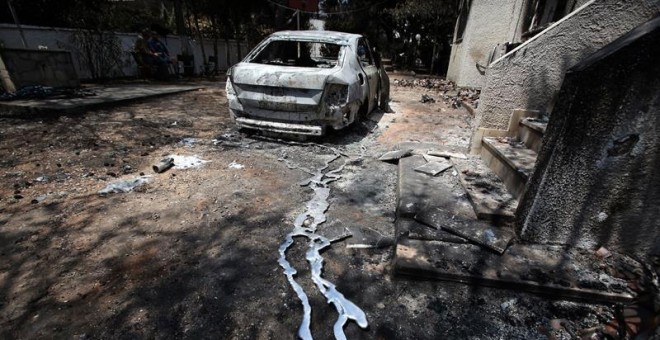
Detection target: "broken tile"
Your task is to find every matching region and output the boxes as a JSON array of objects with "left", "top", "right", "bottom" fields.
[
  {"left": 415, "top": 206, "right": 514, "bottom": 254},
  {"left": 422, "top": 154, "right": 446, "bottom": 163},
  {"left": 428, "top": 150, "right": 468, "bottom": 159},
  {"left": 378, "top": 149, "right": 413, "bottom": 162},
  {"left": 397, "top": 155, "right": 476, "bottom": 219},
  {"left": 393, "top": 239, "right": 635, "bottom": 303},
  {"left": 396, "top": 142, "right": 443, "bottom": 153},
  {"left": 396, "top": 218, "right": 468, "bottom": 243},
  {"left": 414, "top": 159, "right": 452, "bottom": 176}
]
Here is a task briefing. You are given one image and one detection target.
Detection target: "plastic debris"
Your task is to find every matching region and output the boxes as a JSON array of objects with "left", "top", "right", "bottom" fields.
[
  {"left": 98, "top": 176, "right": 151, "bottom": 194},
  {"left": 168, "top": 155, "right": 209, "bottom": 169},
  {"left": 229, "top": 161, "right": 244, "bottom": 169}
]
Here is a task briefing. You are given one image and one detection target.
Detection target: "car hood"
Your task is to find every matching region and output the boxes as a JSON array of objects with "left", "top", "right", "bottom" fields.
[{"left": 230, "top": 63, "right": 343, "bottom": 90}]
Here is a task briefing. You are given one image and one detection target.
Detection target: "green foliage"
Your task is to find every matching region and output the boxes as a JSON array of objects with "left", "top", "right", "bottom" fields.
[
  {"left": 324, "top": 0, "right": 397, "bottom": 50},
  {"left": 324, "top": 0, "right": 458, "bottom": 71},
  {"left": 387, "top": 0, "right": 458, "bottom": 70},
  {"left": 5, "top": 0, "right": 460, "bottom": 73},
  {"left": 3, "top": 0, "right": 171, "bottom": 32}
]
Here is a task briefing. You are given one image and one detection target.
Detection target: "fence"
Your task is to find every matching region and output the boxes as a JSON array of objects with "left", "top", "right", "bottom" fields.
[{"left": 0, "top": 23, "right": 250, "bottom": 80}]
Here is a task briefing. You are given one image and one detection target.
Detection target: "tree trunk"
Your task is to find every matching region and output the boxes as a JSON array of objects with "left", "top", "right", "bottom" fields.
[
  {"left": 192, "top": 10, "right": 207, "bottom": 70},
  {"left": 235, "top": 36, "right": 241, "bottom": 63},
  {"left": 211, "top": 18, "right": 219, "bottom": 72},
  {"left": 225, "top": 37, "right": 231, "bottom": 67},
  {"left": 0, "top": 54, "right": 16, "bottom": 92},
  {"left": 173, "top": 0, "right": 189, "bottom": 55}
]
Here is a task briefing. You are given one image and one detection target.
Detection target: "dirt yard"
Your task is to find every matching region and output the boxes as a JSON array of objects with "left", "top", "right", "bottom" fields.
[{"left": 0, "top": 77, "right": 635, "bottom": 339}]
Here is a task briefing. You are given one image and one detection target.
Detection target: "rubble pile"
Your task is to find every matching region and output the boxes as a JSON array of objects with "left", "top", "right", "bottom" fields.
[
  {"left": 392, "top": 77, "right": 455, "bottom": 91},
  {"left": 457, "top": 88, "right": 480, "bottom": 108},
  {"left": 393, "top": 77, "right": 481, "bottom": 109},
  {"left": 0, "top": 85, "right": 96, "bottom": 101}
]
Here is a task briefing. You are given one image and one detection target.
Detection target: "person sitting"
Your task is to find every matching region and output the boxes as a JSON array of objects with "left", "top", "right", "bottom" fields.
[
  {"left": 133, "top": 30, "right": 157, "bottom": 77},
  {"left": 147, "top": 33, "right": 172, "bottom": 64},
  {"left": 148, "top": 33, "right": 177, "bottom": 78}
]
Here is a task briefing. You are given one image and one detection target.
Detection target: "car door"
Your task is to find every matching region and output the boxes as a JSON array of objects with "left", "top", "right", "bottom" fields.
[{"left": 356, "top": 38, "right": 379, "bottom": 113}]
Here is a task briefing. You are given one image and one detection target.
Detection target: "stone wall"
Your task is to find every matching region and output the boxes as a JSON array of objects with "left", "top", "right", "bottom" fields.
[
  {"left": 0, "top": 48, "right": 79, "bottom": 88},
  {"left": 474, "top": 0, "right": 660, "bottom": 130},
  {"left": 516, "top": 18, "right": 660, "bottom": 260},
  {"left": 447, "top": 0, "right": 523, "bottom": 88}
]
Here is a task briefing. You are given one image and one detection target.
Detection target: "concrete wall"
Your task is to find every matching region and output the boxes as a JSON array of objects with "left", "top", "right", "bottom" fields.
[
  {"left": 0, "top": 48, "right": 79, "bottom": 88},
  {"left": 0, "top": 24, "right": 250, "bottom": 80},
  {"left": 447, "top": 0, "right": 523, "bottom": 88},
  {"left": 473, "top": 0, "right": 660, "bottom": 130},
  {"left": 516, "top": 18, "right": 660, "bottom": 260}
]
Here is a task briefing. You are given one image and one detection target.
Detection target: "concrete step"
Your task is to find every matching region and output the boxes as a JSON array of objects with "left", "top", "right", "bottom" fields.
[
  {"left": 393, "top": 238, "right": 635, "bottom": 303},
  {"left": 394, "top": 152, "right": 516, "bottom": 273},
  {"left": 519, "top": 117, "right": 548, "bottom": 153},
  {"left": 415, "top": 206, "right": 515, "bottom": 254},
  {"left": 452, "top": 156, "right": 518, "bottom": 223},
  {"left": 480, "top": 137, "right": 537, "bottom": 199}
]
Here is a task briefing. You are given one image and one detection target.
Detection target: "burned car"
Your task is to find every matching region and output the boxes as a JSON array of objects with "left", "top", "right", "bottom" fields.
[{"left": 226, "top": 30, "right": 389, "bottom": 136}]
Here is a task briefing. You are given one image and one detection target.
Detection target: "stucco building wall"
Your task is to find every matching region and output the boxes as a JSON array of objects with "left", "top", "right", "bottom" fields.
[
  {"left": 474, "top": 0, "right": 660, "bottom": 131},
  {"left": 447, "top": 0, "right": 522, "bottom": 88},
  {"left": 516, "top": 20, "right": 660, "bottom": 259}
]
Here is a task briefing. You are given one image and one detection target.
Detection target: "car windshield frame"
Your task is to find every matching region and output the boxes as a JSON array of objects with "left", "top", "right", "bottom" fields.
[{"left": 245, "top": 37, "right": 347, "bottom": 69}]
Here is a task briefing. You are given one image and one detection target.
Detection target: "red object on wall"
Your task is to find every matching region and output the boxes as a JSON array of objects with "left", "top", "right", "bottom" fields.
[{"left": 288, "top": 0, "right": 318, "bottom": 12}]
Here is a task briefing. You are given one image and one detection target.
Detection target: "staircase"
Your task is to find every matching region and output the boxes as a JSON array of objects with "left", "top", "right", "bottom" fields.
[
  {"left": 390, "top": 113, "right": 635, "bottom": 302},
  {"left": 478, "top": 116, "right": 547, "bottom": 200}
]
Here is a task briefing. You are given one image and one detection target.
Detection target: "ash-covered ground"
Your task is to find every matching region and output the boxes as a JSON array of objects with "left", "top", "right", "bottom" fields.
[{"left": 0, "top": 78, "right": 654, "bottom": 339}]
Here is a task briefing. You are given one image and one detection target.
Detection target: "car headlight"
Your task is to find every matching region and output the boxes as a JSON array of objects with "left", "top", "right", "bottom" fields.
[
  {"left": 325, "top": 84, "right": 348, "bottom": 106},
  {"left": 226, "top": 78, "right": 236, "bottom": 95}
]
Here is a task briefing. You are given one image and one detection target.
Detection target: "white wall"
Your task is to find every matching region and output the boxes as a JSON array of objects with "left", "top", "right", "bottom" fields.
[
  {"left": 0, "top": 24, "right": 250, "bottom": 80},
  {"left": 446, "top": 0, "right": 523, "bottom": 88},
  {"left": 474, "top": 0, "right": 660, "bottom": 130}
]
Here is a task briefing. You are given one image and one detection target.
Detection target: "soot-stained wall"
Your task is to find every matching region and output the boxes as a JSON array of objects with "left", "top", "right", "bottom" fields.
[{"left": 517, "top": 18, "right": 660, "bottom": 260}]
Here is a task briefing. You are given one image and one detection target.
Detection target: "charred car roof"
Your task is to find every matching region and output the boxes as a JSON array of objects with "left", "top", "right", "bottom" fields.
[{"left": 265, "top": 30, "right": 362, "bottom": 45}]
